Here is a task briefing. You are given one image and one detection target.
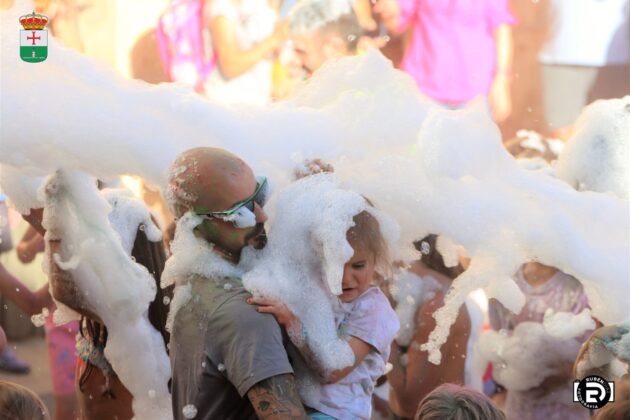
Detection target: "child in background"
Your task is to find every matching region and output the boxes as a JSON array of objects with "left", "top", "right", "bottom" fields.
[
  {"left": 488, "top": 262, "right": 593, "bottom": 420},
  {"left": 415, "top": 383, "right": 505, "bottom": 420},
  {"left": 0, "top": 380, "right": 50, "bottom": 420},
  {"left": 490, "top": 119, "right": 598, "bottom": 419},
  {"left": 249, "top": 208, "right": 400, "bottom": 420},
  {"left": 387, "top": 235, "right": 473, "bottom": 419}
]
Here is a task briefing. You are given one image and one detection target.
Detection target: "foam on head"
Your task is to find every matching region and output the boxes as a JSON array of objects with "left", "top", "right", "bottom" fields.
[
  {"left": 41, "top": 170, "right": 172, "bottom": 419},
  {"left": 289, "top": 0, "right": 353, "bottom": 34},
  {"left": 165, "top": 147, "right": 252, "bottom": 218},
  {"left": 242, "top": 174, "right": 399, "bottom": 374}
]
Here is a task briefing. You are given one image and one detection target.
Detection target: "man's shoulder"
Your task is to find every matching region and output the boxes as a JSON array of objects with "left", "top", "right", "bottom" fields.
[
  {"left": 187, "top": 275, "right": 280, "bottom": 333},
  {"left": 215, "top": 290, "right": 281, "bottom": 333}
]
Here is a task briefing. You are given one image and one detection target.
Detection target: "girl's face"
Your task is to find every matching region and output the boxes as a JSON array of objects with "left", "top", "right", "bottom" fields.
[{"left": 339, "top": 245, "right": 376, "bottom": 303}]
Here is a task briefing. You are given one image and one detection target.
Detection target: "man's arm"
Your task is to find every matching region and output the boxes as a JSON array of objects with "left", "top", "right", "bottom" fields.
[{"left": 246, "top": 374, "right": 308, "bottom": 419}]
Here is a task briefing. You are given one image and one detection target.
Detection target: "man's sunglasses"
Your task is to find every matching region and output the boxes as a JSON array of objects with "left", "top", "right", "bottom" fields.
[{"left": 196, "top": 176, "right": 269, "bottom": 220}]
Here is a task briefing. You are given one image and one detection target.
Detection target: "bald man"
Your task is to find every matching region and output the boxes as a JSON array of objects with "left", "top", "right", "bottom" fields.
[{"left": 166, "top": 148, "right": 308, "bottom": 420}]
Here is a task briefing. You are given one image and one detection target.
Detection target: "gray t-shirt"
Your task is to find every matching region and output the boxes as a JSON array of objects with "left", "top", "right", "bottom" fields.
[{"left": 170, "top": 275, "right": 294, "bottom": 420}]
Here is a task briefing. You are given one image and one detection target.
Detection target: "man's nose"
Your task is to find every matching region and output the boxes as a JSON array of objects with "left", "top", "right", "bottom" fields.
[{"left": 254, "top": 202, "right": 267, "bottom": 224}]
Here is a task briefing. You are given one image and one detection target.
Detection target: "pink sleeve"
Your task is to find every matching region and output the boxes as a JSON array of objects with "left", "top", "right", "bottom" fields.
[
  {"left": 396, "top": 0, "right": 418, "bottom": 33},
  {"left": 486, "top": 0, "right": 516, "bottom": 31}
]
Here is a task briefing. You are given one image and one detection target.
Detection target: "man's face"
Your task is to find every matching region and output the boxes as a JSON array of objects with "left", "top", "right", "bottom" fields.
[
  {"left": 292, "top": 32, "right": 328, "bottom": 76},
  {"left": 195, "top": 164, "right": 268, "bottom": 260}
]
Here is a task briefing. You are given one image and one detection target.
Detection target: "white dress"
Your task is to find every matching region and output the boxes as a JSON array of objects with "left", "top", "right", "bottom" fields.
[{"left": 203, "top": 0, "right": 277, "bottom": 104}]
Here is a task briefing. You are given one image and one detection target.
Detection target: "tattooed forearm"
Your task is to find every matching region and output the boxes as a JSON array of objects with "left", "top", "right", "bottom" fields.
[
  {"left": 246, "top": 374, "right": 309, "bottom": 419},
  {"left": 286, "top": 323, "right": 329, "bottom": 381}
]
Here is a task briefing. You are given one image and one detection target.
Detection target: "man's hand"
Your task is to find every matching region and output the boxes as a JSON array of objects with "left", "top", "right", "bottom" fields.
[{"left": 246, "top": 374, "right": 308, "bottom": 419}]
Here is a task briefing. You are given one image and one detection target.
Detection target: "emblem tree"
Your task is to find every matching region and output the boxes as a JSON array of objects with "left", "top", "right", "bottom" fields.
[{"left": 19, "top": 11, "right": 48, "bottom": 63}]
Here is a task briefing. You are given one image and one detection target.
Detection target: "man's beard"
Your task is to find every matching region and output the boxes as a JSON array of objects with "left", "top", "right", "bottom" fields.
[{"left": 246, "top": 223, "right": 267, "bottom": 249}]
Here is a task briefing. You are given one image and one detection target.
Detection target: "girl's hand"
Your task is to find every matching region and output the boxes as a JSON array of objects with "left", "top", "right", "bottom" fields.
[{"left": 247, "top": 296, "right": 297, "bottom": 329}]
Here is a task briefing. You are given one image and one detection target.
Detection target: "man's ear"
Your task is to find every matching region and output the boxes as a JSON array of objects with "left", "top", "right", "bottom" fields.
[{"left": 322, "top": 36, "right": 348, "bottom": 59}]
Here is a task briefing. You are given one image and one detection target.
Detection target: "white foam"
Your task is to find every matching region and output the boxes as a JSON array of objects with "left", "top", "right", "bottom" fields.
[
  {"left": 542, "top": 309, "right": 596, "bottom": 340},
  {"left": 242, "top": 174, "right": 399, "bottom": 371},
  {"left": 476, "top": 323, "right": 582, "bottom": 391},
  {"left": 557, "top": 97, "right": 630, "bottom": 199},
  {"left": 1, "top": 0, "right": 628, "bottom": 368},
  {"left": 390, "top": 270, "right": 440, "bottom": 346},
  {"left": 41, "top": 170, "right": 172, "bottom": 420}
]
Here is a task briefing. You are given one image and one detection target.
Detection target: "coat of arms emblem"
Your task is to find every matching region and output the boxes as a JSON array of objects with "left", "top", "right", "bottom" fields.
[{"left": 20, "top": 11, "right": 49, "bottom": 63}]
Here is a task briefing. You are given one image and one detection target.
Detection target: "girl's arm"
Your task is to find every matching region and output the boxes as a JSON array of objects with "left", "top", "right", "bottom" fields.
[
  {"left": 489, "top": 24, "right": 513, "bottom": 122},
  {"left": 0, "top": 262, "right": 52, "bottom": 315},
  {"left": 248, "top": 296, "right": 372, "bottom": 383},
  {"left": 16, "top": 226, "right": 45, "bottom": 264},
  {"left": 387, "top": 293, "right": 470, "bottom": 416},
  {"left": 208, "top": 0, "right": 288, "bottom": 80}
]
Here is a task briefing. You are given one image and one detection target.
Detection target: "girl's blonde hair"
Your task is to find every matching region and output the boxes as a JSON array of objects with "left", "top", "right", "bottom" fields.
[
  {"left": 346, "top": 209, "right": 390, "bottom": 275},
  {"left": 0, "top": 381, "right": 50, "bottom": 420}
]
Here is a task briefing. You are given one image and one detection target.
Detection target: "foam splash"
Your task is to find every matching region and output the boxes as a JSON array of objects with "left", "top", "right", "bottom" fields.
[
  {"left": 1, "top": 0, "right": 628, "bottom": 367},
  {"left": 289, "top": 0, "right": 353, "bottom": 33},
  {"left": 242, "top": 174, "right": 399, "bottom": 371},
  {"left": 42, "top": 170, "right": 171, "bottom": 420},
  {"left": 557, "top": 97, "right": 630, "bottom": 199},
  {"left": 476, "top": 322, "right": 584, "bottom": 391},
  {"left": 390, "top": 270, "right": 440, "bottom": 347}
]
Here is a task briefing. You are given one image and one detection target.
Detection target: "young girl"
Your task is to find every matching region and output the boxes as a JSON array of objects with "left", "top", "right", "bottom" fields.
[
  {"left": 249, "top": 209, "right": 400, "bottom": 420},
  {"left": 488, "top": 262, "right": 593, "bottom": 420},
  {"left": 386, "top": 235, "right": 472, "bottom": 419}
]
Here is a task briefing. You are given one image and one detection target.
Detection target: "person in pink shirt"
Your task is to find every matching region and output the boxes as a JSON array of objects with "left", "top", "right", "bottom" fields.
[{"left": 375, "top": 0, "right": 515, "bottom": 122}]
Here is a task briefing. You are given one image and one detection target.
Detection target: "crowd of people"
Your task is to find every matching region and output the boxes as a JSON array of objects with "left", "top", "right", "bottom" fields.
[
  {"left": 1, "top": 0, "right": 629, "bottom": 420},
  {"left": 1, "top": 143, "right": 629, "bottom": 420}
]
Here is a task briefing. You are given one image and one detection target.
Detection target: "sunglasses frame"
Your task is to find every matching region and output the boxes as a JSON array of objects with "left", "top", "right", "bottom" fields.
[{"left": 196, "top": 176, "right": 268, "bottom": 221}]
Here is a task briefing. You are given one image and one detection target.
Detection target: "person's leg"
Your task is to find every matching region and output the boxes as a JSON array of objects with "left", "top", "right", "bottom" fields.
[
  {"left": 46, "top": 321, "right": 79, "bottom": 419},
  {"left": 0, "top": 325, "right": 31, "bottom": 374}
]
